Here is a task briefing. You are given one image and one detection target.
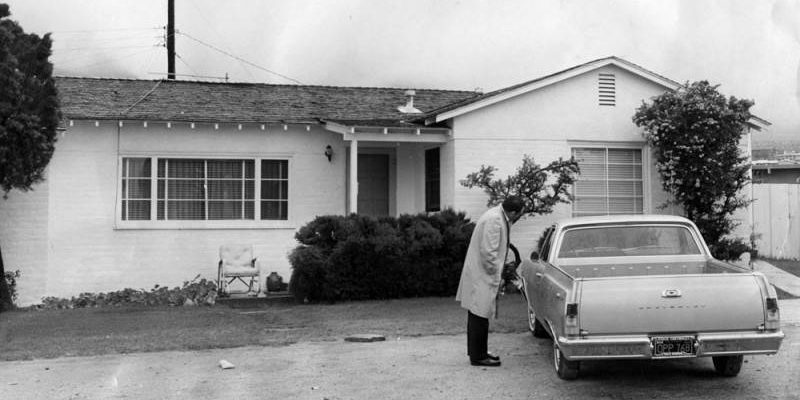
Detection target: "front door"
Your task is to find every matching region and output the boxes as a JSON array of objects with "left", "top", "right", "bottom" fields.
[{"left": 357, "top": 154, "right": 389, "bottom": 217}]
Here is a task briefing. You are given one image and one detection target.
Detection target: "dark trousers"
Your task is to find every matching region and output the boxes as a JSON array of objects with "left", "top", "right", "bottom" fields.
[{"left": 467, "top": 310, "right": 489, "bottom": 361}]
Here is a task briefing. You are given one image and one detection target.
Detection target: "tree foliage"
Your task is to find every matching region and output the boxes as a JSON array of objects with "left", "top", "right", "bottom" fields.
[
  {"left": 460, "top": 155, "right": 580, "bottom": 217},
  {"left": 633, "top": 80, "right": 753, "bottom": 258},
  {"left": 0, "top": 4, "right": 60, "bottom": 311}
]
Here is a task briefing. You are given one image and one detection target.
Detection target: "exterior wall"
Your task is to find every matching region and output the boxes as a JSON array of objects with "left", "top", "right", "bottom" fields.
[
  {"left": 440, "top": 139, "right": 457, "bottom": 210},
  {"left": 2, "top": 120, "right": 347, "bottom": 305},
  {"left": 395, "top": 142, "right": 451, "bottom": 215},
  {"left": 449, "top": 65, "right": 677, "bottom": 259},
  {"left": 0, "top": 170, "right": 50, "bottom": 306}
]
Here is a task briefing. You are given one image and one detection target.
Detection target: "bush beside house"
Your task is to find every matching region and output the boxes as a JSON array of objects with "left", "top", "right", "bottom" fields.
[
  {"left": 289, "top": 209, "right": 475, "bottom": 303},
  {"left": 29, "top": 276, "right": 218, "bottom": 309}
]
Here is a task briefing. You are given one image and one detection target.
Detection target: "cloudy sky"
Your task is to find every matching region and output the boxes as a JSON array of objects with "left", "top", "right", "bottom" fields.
[{"left": 4, "top": 0, "right": 800, "bottom": 140}]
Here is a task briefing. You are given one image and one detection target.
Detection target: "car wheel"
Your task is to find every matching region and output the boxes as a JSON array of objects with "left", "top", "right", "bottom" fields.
[
  {"left": 527, "top": 304, "right": 549, "bottom": 338},
  {"left": 712, "top": 355, "right": 743, "bottom": 377},
  {"left": 553, "top": 341, "right": 579, "bottom": 380}
]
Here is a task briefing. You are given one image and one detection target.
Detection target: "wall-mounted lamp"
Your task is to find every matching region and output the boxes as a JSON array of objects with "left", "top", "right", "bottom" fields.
[{"left": 324, "top": 145, "right": 333, "bottom": 162}]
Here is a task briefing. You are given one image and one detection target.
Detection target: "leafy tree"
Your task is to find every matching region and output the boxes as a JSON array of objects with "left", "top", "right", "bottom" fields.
[
  {"left": 0, "top": 4, "right": 60, "bottom": 311},
  {"left": 460, "top": 155, "right": 579, "bottom": 217},
  {"left": 633, "top": 81, "right": 753, "bottom": 259}
]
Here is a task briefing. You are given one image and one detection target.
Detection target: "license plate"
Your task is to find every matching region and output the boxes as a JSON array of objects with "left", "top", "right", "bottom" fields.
[{"left": 651, "top": 336, "right": 696, "bottom": 358}]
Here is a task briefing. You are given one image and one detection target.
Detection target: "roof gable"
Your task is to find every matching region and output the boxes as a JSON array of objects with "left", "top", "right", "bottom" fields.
[{"left": 425, "top": 56, "right": 680, "bottom": 124}]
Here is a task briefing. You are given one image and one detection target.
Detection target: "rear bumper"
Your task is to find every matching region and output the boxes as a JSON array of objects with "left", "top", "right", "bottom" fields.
[{"left": 558, "top": 330, "right": 785, "bottom": 361}]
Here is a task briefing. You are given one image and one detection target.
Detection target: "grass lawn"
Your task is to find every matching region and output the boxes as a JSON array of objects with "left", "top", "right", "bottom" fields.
[
  {"left": 762, "top": 258, "right": 800, "bottom": 278},
  {"left": 0, "top": 294, "right": 530, "bottom": 362},
  {"left": 759, "top": 258, "right": 800, "bottom": 300},
  {"left": 5, "top": 259, "right": 799, "bottom": 362}
]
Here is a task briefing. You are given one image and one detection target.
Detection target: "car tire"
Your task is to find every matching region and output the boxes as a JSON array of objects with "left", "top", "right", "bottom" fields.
[
  {"left": 524, "top": 284, "right": 550, "bottom": 338},
  {"left": 712, "top": 355, "right": 743, "bottom": 377},
  {"left": 553, "top": 341, "right": 579, "bottom": 380},
  {"left": 527, "top": 306, "right": 549, "bottom": 338}
]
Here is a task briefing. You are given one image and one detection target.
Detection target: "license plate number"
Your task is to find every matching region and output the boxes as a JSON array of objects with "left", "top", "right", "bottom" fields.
[{"left": 651, "top": 336, "right": 695, "bottom": 358}]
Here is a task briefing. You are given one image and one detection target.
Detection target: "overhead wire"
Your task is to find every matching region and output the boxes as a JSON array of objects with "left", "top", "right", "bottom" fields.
[
  {"left": 58, "top": 47, "right": 161, "bottom": 70},
  {"left": 51, "top": 27, "right": 163, "bottom": 34},
  {"left": 177, "top": 30, "right": 304, "bottom": 84},
  {"left": 183, "top": 2, "right": 254, "bottom": 81},
  {"left": 174, "top": 52, "right": 199, "bottom": 76}
]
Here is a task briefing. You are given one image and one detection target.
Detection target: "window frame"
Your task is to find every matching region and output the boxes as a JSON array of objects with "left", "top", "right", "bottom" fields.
[
  {"left": 570, "top": 143, "right": 650, "bottom": 217},
  {"left": 115, "top": 155, "right": 293, "bottom": 230}
]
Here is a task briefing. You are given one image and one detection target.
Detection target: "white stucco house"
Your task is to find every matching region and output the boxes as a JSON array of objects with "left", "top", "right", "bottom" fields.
[{"left": 0, "top": 56, "right": 768, "bottom": 305}]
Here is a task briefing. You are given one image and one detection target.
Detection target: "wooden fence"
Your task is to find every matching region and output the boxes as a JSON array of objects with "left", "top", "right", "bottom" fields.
[{"left": 752, "top": 184, "right": 800, "bottom": 260}]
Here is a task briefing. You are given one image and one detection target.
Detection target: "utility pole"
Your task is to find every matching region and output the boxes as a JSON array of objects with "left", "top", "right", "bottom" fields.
[{"left": 167, "top": 0, "right": 175, "bottom": 79}]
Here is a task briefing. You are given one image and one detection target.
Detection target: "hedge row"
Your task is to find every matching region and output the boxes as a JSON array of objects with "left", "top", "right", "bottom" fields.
[{"left": 289, "top": 209, "right": 475, "bottom": 303}]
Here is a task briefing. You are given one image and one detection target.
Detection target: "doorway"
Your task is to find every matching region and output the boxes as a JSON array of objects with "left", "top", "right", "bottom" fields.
[{"left": 357, "top": 154, "right": 389, "bottom": 217}]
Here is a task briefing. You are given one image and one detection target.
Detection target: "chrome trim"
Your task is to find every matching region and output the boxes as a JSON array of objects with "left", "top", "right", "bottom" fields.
[{"left": 557, "top": 330, "right": 785, "bottom": 361}]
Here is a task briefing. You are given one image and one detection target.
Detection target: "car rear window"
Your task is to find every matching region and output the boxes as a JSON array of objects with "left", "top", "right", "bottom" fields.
[{"left": 558, "top": 225, "right": 702, "bottom": 258}]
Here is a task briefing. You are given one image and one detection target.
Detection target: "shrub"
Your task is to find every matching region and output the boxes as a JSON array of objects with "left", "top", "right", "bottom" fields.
[
  {"left": 289, "top": 209, "right": 475, "bottom": 303},
  {"left": 36, "top": 275, "right": 218, "bottom": 309},
  {"left": 3, "top": 269, "right": 20, "bottom": 306},
  {"left": 709, "top": 237, "right": 757, "bottom": 262},
  {"left": 633, "top": 81, "right": 753, "bottom": 251}
]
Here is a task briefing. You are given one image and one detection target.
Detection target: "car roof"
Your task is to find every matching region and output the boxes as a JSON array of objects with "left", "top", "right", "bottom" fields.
[{"left": 555, "top": 214, "right": 693, "bottom": 229}]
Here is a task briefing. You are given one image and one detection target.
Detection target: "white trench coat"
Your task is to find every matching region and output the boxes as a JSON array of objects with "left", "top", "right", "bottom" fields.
[{"left": 455, "top": 205, "right": 509, "bottom": 319}]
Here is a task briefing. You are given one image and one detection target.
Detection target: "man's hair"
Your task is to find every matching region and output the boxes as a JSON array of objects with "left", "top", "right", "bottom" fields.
[{"left": 501, "top": 196, "right": 525, "bottom": 213}]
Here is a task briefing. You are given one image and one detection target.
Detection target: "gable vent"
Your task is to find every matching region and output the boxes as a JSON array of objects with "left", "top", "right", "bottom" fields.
[{"left": 598, "top": 73, "right": 616, "bottom": 106}]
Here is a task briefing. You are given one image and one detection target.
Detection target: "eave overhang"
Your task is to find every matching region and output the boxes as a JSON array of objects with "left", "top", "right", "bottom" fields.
[{"left": 322, "top": 120, "right": 451, "bottom": 143}]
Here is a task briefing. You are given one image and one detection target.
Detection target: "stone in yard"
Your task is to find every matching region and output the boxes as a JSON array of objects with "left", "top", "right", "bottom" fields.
[
  {"left": 344, "top": 334, "right": 386, "bottom": 343},
  {"left": 219, "top": 360, "right": 235, "bottom": 369}
]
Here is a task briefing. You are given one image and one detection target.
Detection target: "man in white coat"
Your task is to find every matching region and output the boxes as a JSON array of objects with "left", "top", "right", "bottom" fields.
[{"left": 456, "top": 196, "right": 524, "bottom": 367}]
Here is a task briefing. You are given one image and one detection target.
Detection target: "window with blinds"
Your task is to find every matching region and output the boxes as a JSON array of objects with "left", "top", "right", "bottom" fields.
[
  {"left": 121, "top": 158, "right": 152, "bottom": 220},
  {"left": 572, "top": 148, "right": 643, "bottom": 216},
  {"left": 261, "top": 160, "right": 288, "bottom": 220},
  {"left": 120, "top": 157, "right": 288, "bottom": 222}
]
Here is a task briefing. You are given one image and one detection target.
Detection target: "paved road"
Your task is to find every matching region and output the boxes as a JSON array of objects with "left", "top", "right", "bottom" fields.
[{"left": 2, "top": 312, "right": 799, "bottom": 400}]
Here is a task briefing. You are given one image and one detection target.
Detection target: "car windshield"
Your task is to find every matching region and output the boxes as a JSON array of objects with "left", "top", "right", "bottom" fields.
[{"left": 557, "top": 224, "right": 701, "bottom": 258}]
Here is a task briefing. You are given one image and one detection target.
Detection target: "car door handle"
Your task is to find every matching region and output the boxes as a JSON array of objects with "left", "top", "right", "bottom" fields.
[{"left": 535, "top": 273, "right": 543, "bottom": 279}]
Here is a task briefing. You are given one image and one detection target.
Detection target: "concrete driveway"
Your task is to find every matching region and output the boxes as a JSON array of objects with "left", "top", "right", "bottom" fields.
[{"left": 3, "top": 300, "right": 799, "bottom": 400}]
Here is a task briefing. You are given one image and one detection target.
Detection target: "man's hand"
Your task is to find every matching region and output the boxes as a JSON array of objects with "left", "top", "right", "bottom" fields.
[{"left": 501, "top": 262, "right": 517, "bottom": 282}]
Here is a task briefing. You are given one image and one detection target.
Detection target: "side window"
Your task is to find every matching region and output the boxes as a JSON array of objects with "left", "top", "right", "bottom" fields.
[{"left": 538, "top": 226, "right": 555, "bottom": 262}]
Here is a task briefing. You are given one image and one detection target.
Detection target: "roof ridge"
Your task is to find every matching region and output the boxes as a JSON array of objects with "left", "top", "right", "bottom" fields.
[{"left": 53, "top": 75, "right": 477, "bottom": 94}]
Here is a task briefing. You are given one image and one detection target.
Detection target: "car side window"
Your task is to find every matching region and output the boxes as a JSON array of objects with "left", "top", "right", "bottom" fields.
[{"left": 539, "top": 226, "right": 554, "bottom": 262}]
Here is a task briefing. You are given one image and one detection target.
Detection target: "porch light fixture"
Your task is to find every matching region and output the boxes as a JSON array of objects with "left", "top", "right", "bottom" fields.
[{"left": 325, "top": 145, "right": 333, "bottom": 162}]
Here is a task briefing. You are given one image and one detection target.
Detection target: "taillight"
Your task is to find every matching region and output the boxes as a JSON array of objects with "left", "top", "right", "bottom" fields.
[
  {"left": 566, "top": 303, "right": 578, "bottom": 318},
  {"left": 766, "top": 298, "right": 778, "bottom": 312},
  {"left": 565, "top": 303, "right": 579, "bottom": 336},
  {"left": 765, "top": 297, "right": 780, "bottom": 330}
]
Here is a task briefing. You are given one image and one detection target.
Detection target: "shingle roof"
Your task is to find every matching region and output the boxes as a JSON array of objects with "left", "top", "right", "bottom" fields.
[{"left": 55, "top": 77, "right": 480, "bottom": 127}]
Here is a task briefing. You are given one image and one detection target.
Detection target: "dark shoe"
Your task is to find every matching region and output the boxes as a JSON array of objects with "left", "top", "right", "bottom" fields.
[
  {"left": 470, "top": 358, "right": 501, "bottom": 367},
  {"left": 487, "top": 352, "right": 500, "bottom": 361}
]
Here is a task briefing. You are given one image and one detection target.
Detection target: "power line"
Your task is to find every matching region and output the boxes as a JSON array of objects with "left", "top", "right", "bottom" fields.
[
  {"left": 57, "top": 47, "right": 160, "bottom": 70},
  {"left": 56, "top": 44, "right": 158, "bottom": 52},
  {"left": 177, "top": 31, "right": 304, "bottom": 85},
  {"left": 174, "top": 52, "right": 199, "bottom": 76},
  {"left": 52, "top": 27, "right": 163, "bottom": 34}
]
